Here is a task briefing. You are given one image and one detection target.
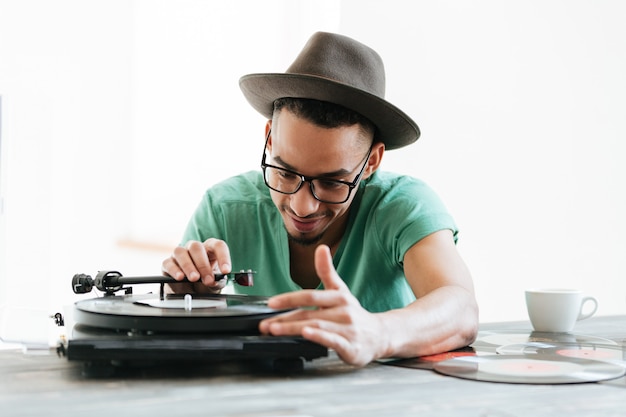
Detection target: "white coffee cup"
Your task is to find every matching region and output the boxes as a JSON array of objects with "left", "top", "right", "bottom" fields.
[{"left": 525, "top": 288, "right": 598, "bottom": 333}]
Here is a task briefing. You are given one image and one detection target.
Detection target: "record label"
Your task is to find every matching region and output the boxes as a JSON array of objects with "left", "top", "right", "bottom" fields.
[
  {"left": 555, "top": 348, "right": 619, "bottom": 360},
  {"left": 137, "top": 298, "right": 228, "bottom": 309},
  {"left": 496, "top": 343, "right": 625, "bottom": 362},
  {"left": 479, "top": 358, "right": 581, "bottom": 377},
  {"left": 381, "top": 348, "right": 477, "bottom": 370}
]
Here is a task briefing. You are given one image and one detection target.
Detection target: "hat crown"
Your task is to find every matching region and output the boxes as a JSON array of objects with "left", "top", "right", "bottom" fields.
[
  {"left": 239, "top": 31, "right": 420, "bottom": 149},
  {"left": 286, "top": 32, "right": 386, "bottom": 99}
]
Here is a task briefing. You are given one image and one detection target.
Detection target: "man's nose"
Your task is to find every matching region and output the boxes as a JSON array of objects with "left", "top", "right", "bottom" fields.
[{"left": 289, "top": 181, "right": 320, "bottom": 217}]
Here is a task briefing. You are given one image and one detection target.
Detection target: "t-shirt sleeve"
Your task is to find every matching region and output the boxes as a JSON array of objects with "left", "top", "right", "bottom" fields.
[{"left": 371, "top": 178, "right": 458, "bottom": 267}]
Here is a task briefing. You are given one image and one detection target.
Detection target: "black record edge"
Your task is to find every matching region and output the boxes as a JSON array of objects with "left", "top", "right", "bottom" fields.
[{"left": 72, "top": 293, "right": 289, "bottom": 333}]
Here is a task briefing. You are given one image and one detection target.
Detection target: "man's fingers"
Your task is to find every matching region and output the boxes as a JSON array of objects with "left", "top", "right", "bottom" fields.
[
  {"left": 267, "top": 289, "right": 348, "bottom": 310},
  {"left": 161, "top": 256, "right": 185, "bottom": 281},
  {"left": 172, "top": 243, "right": 204, "bottom": 282},
  {"left": 202, "top": 238, "right": 232, "bottom": 275},
  {"left": 315, "top": 245, "right": 348, "bottom": 291},
  {"left": 165, "top": 239, "right": 233, "bottom": 285},
  {"left": 183, "top": 241, "right": 211, "bottom": 281}
]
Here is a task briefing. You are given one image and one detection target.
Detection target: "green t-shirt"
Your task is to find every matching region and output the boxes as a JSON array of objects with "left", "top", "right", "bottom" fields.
[{"left": 180, "top": 170, "right": 457, "bottom": 313}]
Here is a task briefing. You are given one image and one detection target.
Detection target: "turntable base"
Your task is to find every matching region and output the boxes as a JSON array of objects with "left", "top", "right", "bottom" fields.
[
  {"left": 63, "top": 290, "right": 328, "bottom": 375},
  {"left": 66, "top": 323, "right": 328, "bottom": 375}
]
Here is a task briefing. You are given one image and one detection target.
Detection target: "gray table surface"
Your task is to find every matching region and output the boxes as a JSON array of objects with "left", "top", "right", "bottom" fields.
[{"left": 1, "top": 315, "right": 625, "bottom": 417}]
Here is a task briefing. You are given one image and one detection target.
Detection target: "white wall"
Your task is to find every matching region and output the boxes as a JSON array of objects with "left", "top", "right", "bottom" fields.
[
  {"left": 338, "top": 0, "right": 626, "bottom": 322},
  {"left": 0, "top": 0, "right": 136, "bottom": 344},
  {"left": 1, "top": 0, "right": 624, "bottom": 344},
  {"left": 126, "top": 0, "right": 340, "bottom": 244}
]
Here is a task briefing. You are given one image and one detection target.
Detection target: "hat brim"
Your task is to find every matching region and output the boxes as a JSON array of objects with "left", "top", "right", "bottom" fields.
[{"left": 239, "top": 73, "right": 420, "bottom": 150}]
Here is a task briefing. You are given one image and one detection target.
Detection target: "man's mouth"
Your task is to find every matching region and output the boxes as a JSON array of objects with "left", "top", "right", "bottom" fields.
[{"left": 289, "top": 216, "right": 322, "bottom": 233}]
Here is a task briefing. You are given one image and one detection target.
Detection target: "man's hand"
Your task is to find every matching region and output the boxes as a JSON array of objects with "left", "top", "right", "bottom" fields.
[
  {"left": 161, "top": 238, "right": 232, "bottom": 293},
  {"left": 259, "top": 245, "right": 388, "bottom": 367}
]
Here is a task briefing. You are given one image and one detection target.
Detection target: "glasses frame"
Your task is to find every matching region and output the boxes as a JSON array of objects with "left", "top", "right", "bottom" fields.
[{"left": 260, "top": 129, "right": 372, "bottom": 204}]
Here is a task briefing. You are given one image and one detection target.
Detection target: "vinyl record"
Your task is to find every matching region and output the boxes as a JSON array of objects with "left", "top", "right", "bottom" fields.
[
  {"left": 496, "top": 342, "right": 555, "bottom": 355},
  {"left": 552, "top": 346, "right": 625, "bottom": 362},
  {"left": 473, "top": 330, "right": 618, "bottom": 352},
  {"left": 433, "top": 354, "right": 626, "bottom": 384},
  {"left": 496, "top": 343, "right": 625, "bottom": 362},
  {"left": 73, "top": 293, "right": 288, "bottom": 333},
  {"left": 382, "top": 347, "right": 477, "bottom": 370},
  {"left": 138, "top": 298, "right": 228, "bottom": 309}
]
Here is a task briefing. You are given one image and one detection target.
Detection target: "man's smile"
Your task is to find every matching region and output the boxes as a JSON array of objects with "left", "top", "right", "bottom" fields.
[
  {"left": 283, "top": 207, "right": 327, "bottom": 233},
  {"left": 289, "top": 215, "right": 323, "bottom": 234}
]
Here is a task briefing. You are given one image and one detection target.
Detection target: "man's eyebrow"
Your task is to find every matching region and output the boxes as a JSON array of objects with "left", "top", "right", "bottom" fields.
[{"left": 273, "top": 156, "right": 351, "bottom": 178}]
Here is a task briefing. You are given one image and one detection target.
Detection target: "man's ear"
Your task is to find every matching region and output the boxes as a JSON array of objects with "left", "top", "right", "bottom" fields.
[
  {"left": 363, "top": 142, "right": 385, "bottom": 179},
  {"left": 264, "top": 120, "right": 272, "bottom": 151}
]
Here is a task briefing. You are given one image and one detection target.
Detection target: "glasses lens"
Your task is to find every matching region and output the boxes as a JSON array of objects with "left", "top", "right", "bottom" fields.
[
  {"left": 310, "top": 179, "right": 350, "bottom": 203},
  {"left": 264, "top": 166, "right": 302, "bottom": 193}
]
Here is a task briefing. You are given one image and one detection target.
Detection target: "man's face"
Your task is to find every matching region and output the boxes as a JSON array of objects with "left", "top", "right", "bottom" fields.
[{"left": 265, "top": 110, "right": 375, "bottom": 247}]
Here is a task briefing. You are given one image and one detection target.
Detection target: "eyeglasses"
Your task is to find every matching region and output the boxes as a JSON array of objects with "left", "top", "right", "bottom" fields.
[{"left": 261, "top": 130, "right": 372, "bottom": 204}]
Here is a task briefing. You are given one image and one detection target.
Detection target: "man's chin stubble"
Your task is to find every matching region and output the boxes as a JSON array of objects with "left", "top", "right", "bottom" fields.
[{"left": 286, "top": 228, "right": 324, "bottom": 246}]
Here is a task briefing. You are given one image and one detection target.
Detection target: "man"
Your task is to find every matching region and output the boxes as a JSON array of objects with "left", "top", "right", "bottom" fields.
[{"left": 162, "top": 32, "right": 478, "bottom": 367}]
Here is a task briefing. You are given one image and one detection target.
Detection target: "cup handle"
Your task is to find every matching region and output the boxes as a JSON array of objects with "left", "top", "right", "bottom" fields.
[{"left": 577, "top": 296, "right": 598, "bottom": 321}]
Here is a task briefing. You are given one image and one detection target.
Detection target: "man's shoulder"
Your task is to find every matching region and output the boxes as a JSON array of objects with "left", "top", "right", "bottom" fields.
[
  {"left": 360, "top": 170, "right": 450, "bottom": 218},
  {"left": 363, "top": 170, "right": 433, "bottom": 198},
  {"left": 205, "top": 171, "right": 266, "bottom": 199}
]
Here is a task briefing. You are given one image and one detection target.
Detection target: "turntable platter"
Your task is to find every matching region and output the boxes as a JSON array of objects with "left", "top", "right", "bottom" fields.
[
  {"left": 73, "top": 293, "right": 288, "bottom": 333},
  {"left": 136, "top": 298, "right": 228, "bottom": 309}
]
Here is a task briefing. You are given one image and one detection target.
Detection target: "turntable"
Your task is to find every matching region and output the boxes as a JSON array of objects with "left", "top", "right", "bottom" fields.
[{"left": 59, "top": 270, "right": 328, "bottom": 375}]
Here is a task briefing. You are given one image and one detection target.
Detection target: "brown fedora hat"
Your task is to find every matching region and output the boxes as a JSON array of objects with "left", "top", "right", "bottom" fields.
[{"left": 239, "top": 32, "right": 420, "bottom": 150}]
